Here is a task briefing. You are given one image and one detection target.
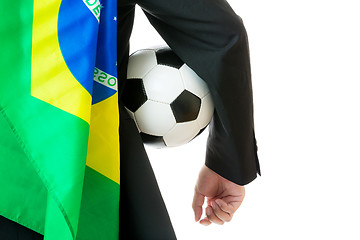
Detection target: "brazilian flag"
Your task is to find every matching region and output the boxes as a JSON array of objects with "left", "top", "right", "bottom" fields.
[{"left": 0, "top": 0, "right": 120, "bottom": 239}]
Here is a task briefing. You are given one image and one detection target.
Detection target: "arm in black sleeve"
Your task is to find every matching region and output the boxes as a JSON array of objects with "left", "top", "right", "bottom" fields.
[{"left": 137, "top": 0, "right": 260, "bottom": 185}]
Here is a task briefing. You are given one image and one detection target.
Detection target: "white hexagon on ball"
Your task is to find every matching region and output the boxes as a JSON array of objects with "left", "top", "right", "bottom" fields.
[
  {"left": 143, "top": 65, "right": 184, "bottom": 104},
  {"left": 127, "top": 49, "right": 157, "bottom": 79},
  {"left": 179, "top": 64, "right": 210, "bottom": 98},
  {"left": 163, "top": 120, "right": 200, "bottom": 147},
  {"left": 135, "top": 100, "right": 176, "bottom": 136}
]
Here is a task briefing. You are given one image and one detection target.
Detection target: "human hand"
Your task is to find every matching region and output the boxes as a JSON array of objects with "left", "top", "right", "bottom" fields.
[{"left": 192, "top": 165, "right": 245, "bottom": 226}]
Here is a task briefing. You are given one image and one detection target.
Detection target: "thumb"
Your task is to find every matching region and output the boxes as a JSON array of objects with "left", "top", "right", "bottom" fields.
[{"left": 192, "top": 188, "right": 205, "bottom": 222}]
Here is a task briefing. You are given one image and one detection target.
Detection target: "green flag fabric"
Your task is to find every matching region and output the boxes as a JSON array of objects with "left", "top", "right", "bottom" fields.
[{"left": 0, "top": 0, "right": 120, "bottom": 239}]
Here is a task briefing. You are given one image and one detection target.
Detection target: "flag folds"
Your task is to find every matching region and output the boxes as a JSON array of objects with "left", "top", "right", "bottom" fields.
[{"left": 0, "top": 0, "right": 119, "bottom": 239}]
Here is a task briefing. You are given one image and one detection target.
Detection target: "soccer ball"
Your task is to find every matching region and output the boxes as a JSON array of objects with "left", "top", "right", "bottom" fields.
[{"left": 122, "top": 47, "right": 214, "bottom": 147}]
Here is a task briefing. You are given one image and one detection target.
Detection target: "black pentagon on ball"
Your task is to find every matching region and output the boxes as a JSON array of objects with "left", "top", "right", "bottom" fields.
[
  {"left": 156, "top": 48, "right": 184, "bottom": 69},
  {"left": 170, "top": 90, "right": 201, "bottom": 123},
  {"left": 140, "top": 133, "right": 167, "bottom": 148},
  {"left": 121, "top": 78, "right": 147, "bottom": 112}
]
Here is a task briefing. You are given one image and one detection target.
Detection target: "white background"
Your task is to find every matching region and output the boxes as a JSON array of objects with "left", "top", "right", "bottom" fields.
[{"left": 129, "top": 1, "right": 360, "bottom": 239}]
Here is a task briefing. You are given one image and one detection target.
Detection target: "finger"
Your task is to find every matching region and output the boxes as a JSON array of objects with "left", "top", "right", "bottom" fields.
[
  {"left": 205, "top": 206, "right": 224, "bottom": 225},
  {"left": 192, "top": 188, "right": 205, "bottom": 222},
  {"left": 211, "top": 200, "right": 232, "bottom": 222},
  {"left": 199, "top": 217, "right": 211, "bottom": 226},
  {"left": 223, "top": 186, "right": 246, "bottom": 208},
  {"left": 215, "top": 199, "right": 236, "bottom": 214}
]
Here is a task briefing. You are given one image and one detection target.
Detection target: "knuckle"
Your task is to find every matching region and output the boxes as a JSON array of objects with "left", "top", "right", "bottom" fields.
[{"left": 206, "top": 210, "right": 212, "bottom": 219}]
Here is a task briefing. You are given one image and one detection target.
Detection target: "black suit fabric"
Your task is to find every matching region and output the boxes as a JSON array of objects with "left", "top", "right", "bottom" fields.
[
  {"left": 133, "top": 0, "right": 260, "bottom": 184},
  {"left": 0, "top": 216, "right": 43, "bottom": 240},
  {"left": 119, "top": 0, "right": 259, "bottom": 239}
]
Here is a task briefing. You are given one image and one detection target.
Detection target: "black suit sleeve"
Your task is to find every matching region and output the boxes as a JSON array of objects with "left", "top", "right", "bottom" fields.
[{"left": 137, "top": 0, "right": 261, "bottom": 185}]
